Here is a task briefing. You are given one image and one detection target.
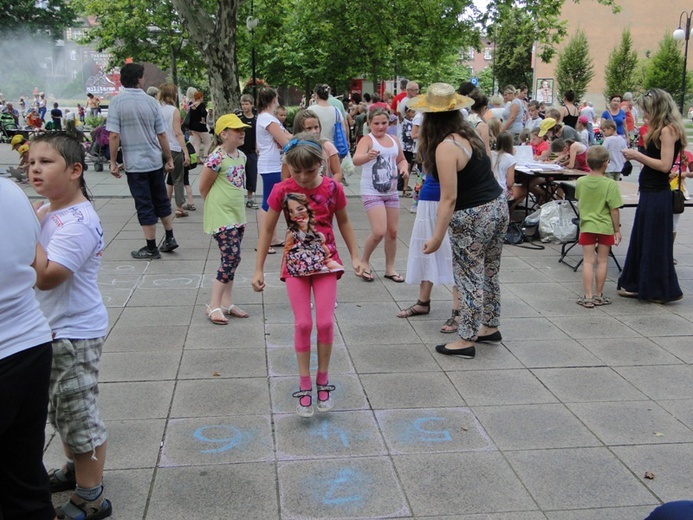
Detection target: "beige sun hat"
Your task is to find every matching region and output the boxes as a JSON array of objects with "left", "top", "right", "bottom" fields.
[{"left": 407, "top": 83, "right": 473, "bottom": 113}]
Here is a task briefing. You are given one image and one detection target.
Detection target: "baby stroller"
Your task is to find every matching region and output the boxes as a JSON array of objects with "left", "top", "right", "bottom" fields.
[
  {"left": 0, "top": 112, "right": 18, "bottom": 143},
  {"left": 87, "top": 125, "right": 110, "bottom": 171}
]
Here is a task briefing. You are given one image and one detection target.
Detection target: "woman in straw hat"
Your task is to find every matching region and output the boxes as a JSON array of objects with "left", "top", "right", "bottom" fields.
[{"left": 412, "top": 83, "right": 509, "bottom": 359}]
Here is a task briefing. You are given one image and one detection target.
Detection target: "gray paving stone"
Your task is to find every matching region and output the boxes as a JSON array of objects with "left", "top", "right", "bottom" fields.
[
  {"left": 348, "top": 343, "right": 440, "bottom": 373},
  {"left": 100, "top": 351, "right": 181, "bottom": 382},
  {"left": 267, "top": 345, "right": 353, "bottom": 377},
  {"left": 99, "top": 381, "right": 174, "bottom": 420},
  {"left": 567, "top": 400, "right": 693, "bottom": 445},
  {"left": 184, "top": 320, "right": 266, "bottom": 350},
  {"left": 548, "top": 314, "right": 643, "bottom": 339},
  {"left": 394, "top": 451, "right": 537, "bottom": 516},
  {"left": 178, "top": 348, "right": 268, "bottom": 379},
  {"left": 532, "top": 367, "right": 647, "bottom": 402},
  {"left": 170, "top": 378, "right": 270, "bottom": 418},
  {"left": 103, "top": 325, "right": 188, "bottom": 352},
  {"left": 422, "top": 514, "right": 547, "bottom": 520},
  {"left": 615, "top": 312, "right": 693, "bottom": 337},
  {"left": 360, "top": 372, "right": 465, "bottom": 409},
  {"left": 505, "top": 447, "right": 655, "bottom": 510},
  {"left": 270, "top": 374, "right": 368, "bottom": 414},
  {"left": 612, "top": 444, "right": 693, "bottom": 503},
  {"left": 505, "top": 338, "right": 604, "bottom": 368},
  {"left": 651, "top": 336, "right": 693, "bottom": 363},
  {"left": 147, "top": 464, "right": 279, "bottom": 520},
  {"left": 104, "top": 419, "right": 166, "bottom": 469},
  {"left": 277, "top": 457, "right": 410, "bottom": 519},
  {"left": 99, "top": 288, "right": 135, "bottom": 308},
  {"left": 275, "top": 410, "right": 386, "bottom": 460},
  {"left": 160, "top": 415, "right": 274, "bottom": 466},
  {"left": 448, "top": 369, "right": 558, "bottom": 406},
  {"left": 116, "top": 305, "right": 193, "bottom": 327},
  {"left": 544, "top": 506, "right": 657, "bottom": 520},
  {"left": 658, "top": 399, "right": 693, "bottom": 429},
  {"left": 140, "top": 260, "right": 207, "bottom": 275},
  {"left": 504, "top": 282, "right": 578, "bottom": 301},
  {"left": 579, "top": 337, "right": 684, "bottom": 366},
  {"left": 375, "top": 407, "right": 495, "bottom": 454},
  {"left": 335, "top": 302, "right": 422, "bottom": 345},
  {"left": 126, "top": 287, "right": 201, "bottom": 307},
  {"left": 615, "top": 365, "right": 693, "bottom": 400},
  {"left": 473, "top": 403, "right": 601, "bottom": 450},
  {"left": 494, "top": 317, "right": 570, "bottom": 341}
]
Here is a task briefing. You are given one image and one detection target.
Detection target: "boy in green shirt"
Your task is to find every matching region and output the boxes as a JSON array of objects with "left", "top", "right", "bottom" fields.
[{"left": 575, "top": 145, "right": 623, "bottom": 308}]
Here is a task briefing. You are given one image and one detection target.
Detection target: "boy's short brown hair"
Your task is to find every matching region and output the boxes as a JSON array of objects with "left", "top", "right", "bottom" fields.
[
  {"left": 587, "top": 145, "right": 610, "bottom": 170},
  {"left": 600, "top": 120, "right": 616, "bottom": 132}
]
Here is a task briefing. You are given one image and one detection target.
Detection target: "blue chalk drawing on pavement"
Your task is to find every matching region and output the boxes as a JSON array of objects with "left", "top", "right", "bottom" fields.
[{"left": 194, "top": 425, "right": 245, "bottom": 453}]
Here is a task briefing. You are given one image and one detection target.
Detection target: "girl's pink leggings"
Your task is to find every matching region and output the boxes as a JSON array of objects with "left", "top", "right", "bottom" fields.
[{"left": 285, "top": 273, "right": 338, "bottom": 353}]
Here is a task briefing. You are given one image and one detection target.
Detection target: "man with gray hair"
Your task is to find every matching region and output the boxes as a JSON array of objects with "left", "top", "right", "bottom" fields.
[{"left": 398, "top": 81, "right": 420, "bottom": 121}]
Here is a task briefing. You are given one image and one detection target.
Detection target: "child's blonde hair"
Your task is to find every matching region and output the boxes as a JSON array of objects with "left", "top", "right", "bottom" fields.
[
  {"left": 283, "top": 132, "right": 324, "bottom": 171},
  {"left": 586, "top": 145, "right": 610, "bottom": 170}
]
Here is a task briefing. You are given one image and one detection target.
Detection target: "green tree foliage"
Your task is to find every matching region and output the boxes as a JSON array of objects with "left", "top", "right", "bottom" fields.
[
  {"left": 73, "top": 0, "right": 204, "bottom": 87},
  {"left": 2, "top": 0, "right": 76, "bottom": 38},
  {"left": 492, "top": 9, "right": 535, "bottom": 93},
  {"left": 643, "top": 33, "right": 687, "bottom": 99},
  {"left": 555, "top": 29, "right": 594, "bottom": 102},
  {"left": 603, "top": 28, "right": 638, "bottom": 99},
  {"left": 72, "top": 0, "right": 621, "bottom": 112}
]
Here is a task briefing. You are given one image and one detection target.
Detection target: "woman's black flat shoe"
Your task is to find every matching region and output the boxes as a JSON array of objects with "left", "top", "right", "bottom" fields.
[
  {"left": 435, "top": 344, "right": 475, "bottom": 358},
  {"left": 475, "top": 331, "right": 502, "bottom": 343}
]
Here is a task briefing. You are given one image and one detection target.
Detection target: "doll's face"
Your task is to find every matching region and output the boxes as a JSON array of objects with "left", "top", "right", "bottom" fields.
[{"left": 287, "top": 198, "right": 309, "bottom": 227}]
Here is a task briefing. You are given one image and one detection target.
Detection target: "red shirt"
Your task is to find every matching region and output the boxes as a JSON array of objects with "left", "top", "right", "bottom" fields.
[
  {"left": 637, "top": 125, "right": 648, "bottom": 148},
  {"left": 532, "top": 140, "right": 549, "bottom": 157},
  {"left": 268, "top": 176, "right": 347, "bottom": 281},
  {"left": 620, "top": 102, "right": 635, "bottom": 133},
  {"left": 391, "top": 91, "right": 407, "bottom": 112}
]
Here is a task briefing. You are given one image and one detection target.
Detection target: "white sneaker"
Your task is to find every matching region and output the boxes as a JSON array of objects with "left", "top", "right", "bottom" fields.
[
  {"left": 292, "top": 389, "right": 313, "bottom": 417},
  {"left": 316, "top": 384, "right": 335, "bottom": 412}
]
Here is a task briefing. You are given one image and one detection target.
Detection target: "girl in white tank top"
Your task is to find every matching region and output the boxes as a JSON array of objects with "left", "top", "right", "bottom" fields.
[{"left": 360, "top": 132, "right": 399, "bottom": 196}]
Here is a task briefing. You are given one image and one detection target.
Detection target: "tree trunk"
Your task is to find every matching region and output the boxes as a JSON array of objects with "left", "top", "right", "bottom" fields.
[{"left": 171, "top": 0, "right": 242, "bottom": 114}]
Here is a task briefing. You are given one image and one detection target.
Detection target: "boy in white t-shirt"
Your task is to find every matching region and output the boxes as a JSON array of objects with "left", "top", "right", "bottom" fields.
[{"left": 601, "top": 120, "right": 627, "bottom": 181}]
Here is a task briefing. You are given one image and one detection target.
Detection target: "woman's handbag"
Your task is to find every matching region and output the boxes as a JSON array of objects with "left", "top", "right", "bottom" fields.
[
  {"left": 673, "top": 162, "right": 685, "bottom": 215},
  {"left": 332, "top": 108, "right": 350, "bottom": 159}
]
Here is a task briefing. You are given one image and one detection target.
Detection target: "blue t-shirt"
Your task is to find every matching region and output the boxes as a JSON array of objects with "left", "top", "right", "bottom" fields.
[
  {"left": 418, "top": 174, "right": 441, "bottom": 202},
  {"left": 601, "top": 109, "right": 626, "bottom": 136}
]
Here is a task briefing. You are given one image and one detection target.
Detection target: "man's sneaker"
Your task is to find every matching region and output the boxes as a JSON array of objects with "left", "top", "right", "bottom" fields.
[
  {"left": 292, "top": 389, "right": 313, "bottom": 418},
  {"left": 131, "top": 246, "right": 160, "bottom": 260},
  {"left": 47, "top": 466, "right": 76, "bottom": 493},
  {"left": 159, "top": 237, "right": 179, "bottom": 252},
  {"left": 245, "top": 199, "right": 259, "bottom": 209},
  {"left": 316, "top": 384, "right": 335, "bottom": 412},
  {"left": 56, "top": 491, "right": 112, "bottom": 520}
]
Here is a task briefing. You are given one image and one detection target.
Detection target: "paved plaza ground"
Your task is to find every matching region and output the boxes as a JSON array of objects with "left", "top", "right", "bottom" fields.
[{"left": 2, "top": 142, "right": 693, "bottom": 519}]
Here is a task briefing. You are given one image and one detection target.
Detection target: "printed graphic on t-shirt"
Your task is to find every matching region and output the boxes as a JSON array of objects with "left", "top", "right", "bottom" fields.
[
  {"left": 282, "top": 191, "right": 344, "bottom": 277},
  {"left": 372, "top": 154, "right": 395, "bottom": 193},
  {"left": 401, "top": 119, "right": 414, "bottom": 152}
]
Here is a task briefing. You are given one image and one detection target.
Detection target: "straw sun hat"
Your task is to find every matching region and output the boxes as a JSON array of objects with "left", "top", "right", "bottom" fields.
[{"left": 407, "top": 83, "right": 473, "bottom": 113}]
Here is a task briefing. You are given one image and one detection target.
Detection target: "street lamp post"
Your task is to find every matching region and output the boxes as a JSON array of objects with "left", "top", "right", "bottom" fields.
[
  {"left": 673, "top": 11, "right": 693, "bottom": 115},
  {"left": 246, "top": 0, "right": 259, "bottom": 101}
]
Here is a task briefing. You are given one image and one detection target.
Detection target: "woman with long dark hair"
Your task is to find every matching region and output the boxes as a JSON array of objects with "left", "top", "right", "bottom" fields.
[
  {"left": 412, "top": 83, "right": 509, "bottom": 359},
  {"left": 619, "top": 89, "right": 685, "bottom": 302}
]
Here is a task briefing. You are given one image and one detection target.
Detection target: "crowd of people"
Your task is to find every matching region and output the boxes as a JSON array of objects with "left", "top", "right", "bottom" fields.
[{"left": 1, "top": 64, "right": 690, "bottom": 519}]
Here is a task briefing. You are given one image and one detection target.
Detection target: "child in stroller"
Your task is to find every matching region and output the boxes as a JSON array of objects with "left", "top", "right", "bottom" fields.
[{"left": 88, "top": 124, "right": 111, "bottom": 171}]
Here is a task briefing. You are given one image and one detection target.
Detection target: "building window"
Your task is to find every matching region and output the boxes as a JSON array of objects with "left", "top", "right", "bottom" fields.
[
  {"left": 72, "top": 70, "right": 78, "bottom": 80},
  {"left": 468, "top": 47, "right": 475, "bottom": 60},
  {"left": 70, "top": 50, "right": 77, "bottom": 61},
  {"left": 484, "top": 47, "right": 492, "bottom": 60}
]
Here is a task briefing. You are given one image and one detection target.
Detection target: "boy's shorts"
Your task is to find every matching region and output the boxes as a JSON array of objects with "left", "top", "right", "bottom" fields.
[
  {"left": 125, "top": 168, "right": 172, "bottom": 225},
  {"left": 579, "top": 232, "right": 615, "bottom": 246},
  {"left": 48, "top": 337, "right": 107, "bottom": 454}
]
